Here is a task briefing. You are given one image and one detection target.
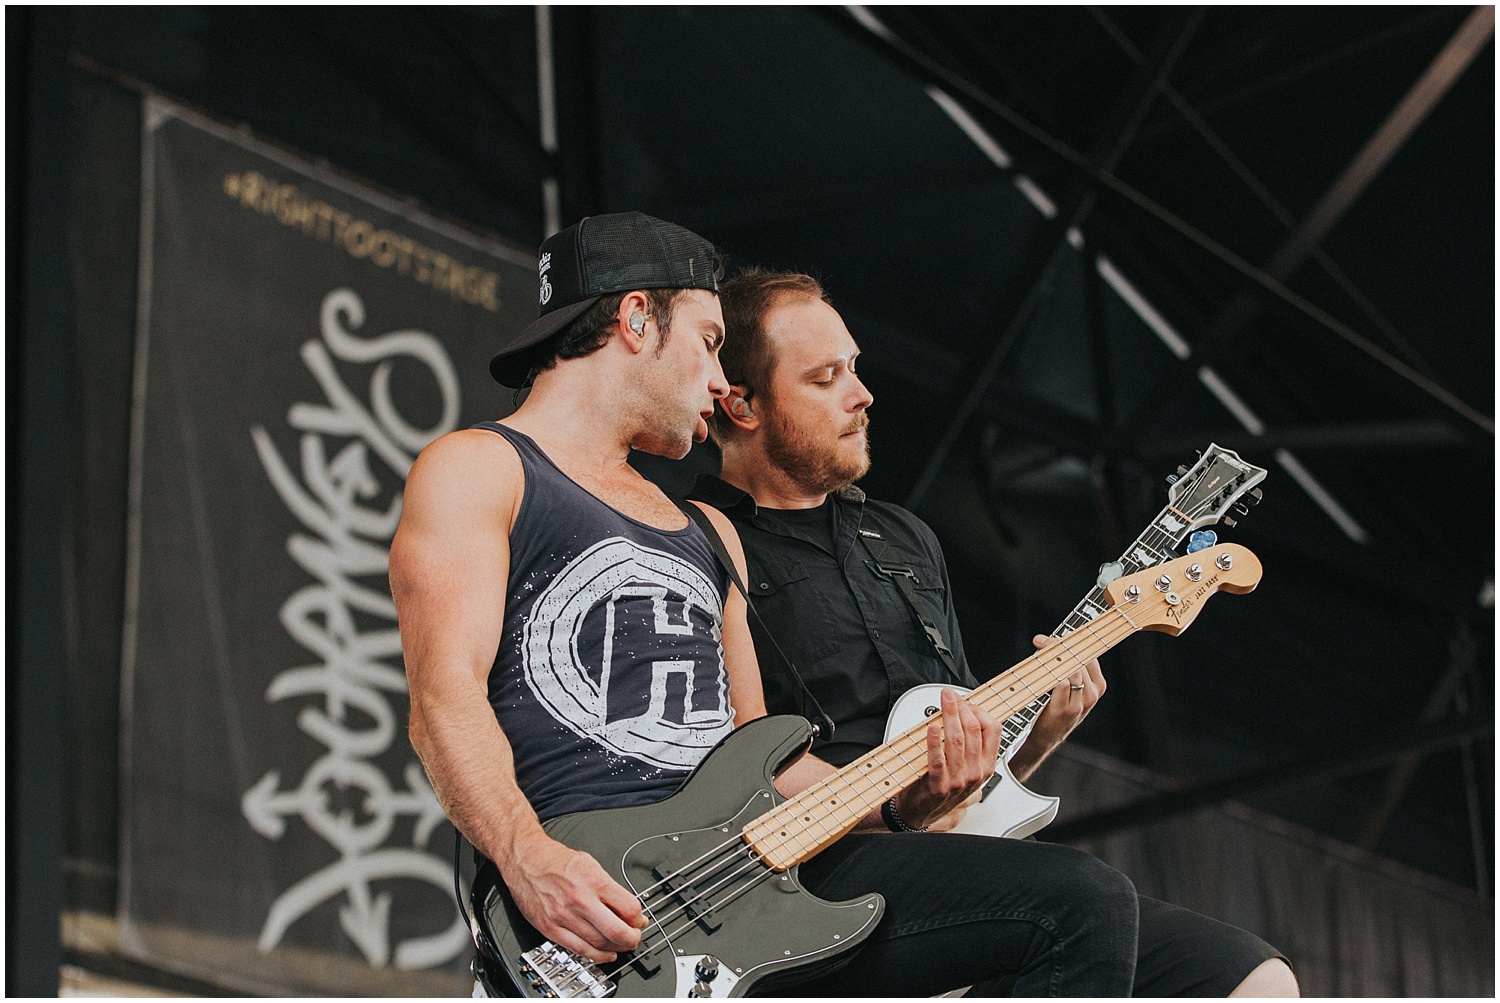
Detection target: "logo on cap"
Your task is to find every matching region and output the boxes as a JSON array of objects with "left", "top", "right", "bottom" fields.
[{"left": 538, "top": 252, "right": 553, "bottom": 306}]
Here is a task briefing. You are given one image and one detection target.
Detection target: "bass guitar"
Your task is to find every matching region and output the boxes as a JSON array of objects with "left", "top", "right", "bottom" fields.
[
  {"left": 474, "top": 546, "right": 1263, "bottom": 997},
  {"left": 885, "top": 443, "right": 1267, "bottom": 838}
]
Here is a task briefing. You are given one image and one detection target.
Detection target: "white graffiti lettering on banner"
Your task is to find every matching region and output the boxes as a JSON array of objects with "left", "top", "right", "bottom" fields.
[{"left": 243, "top": 287, "right": 468, "bottom": 969}]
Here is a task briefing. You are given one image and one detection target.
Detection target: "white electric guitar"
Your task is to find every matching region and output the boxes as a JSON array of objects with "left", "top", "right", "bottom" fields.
[{"left": 884, "top": 444, "right": 1268, "bottom": 838}]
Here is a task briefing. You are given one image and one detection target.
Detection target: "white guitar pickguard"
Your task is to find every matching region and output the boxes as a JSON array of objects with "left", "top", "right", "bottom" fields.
[{"left": 885, "top": 683, "right": 1059, "bottom": 839}]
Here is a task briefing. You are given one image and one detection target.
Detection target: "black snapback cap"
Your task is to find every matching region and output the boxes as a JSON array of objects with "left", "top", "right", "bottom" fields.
[{"left": 489, "top": 211, "right": 719, "bottom": 387}]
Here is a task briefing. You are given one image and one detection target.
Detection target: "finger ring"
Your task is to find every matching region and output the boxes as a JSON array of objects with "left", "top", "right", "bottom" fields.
[{"left": 1070, "top": 684, "right": 1085, "bottom": 691}]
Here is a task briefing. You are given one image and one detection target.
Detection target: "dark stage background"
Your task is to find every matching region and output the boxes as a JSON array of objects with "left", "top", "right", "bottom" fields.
[{"left": 11, "top": 6, "right": 1493, "bottom": 997}]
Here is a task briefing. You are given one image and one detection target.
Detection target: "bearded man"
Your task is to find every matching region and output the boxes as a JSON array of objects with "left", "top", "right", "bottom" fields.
[
  {"left": 394, "top": 219, "right": 1143, "bottom": 997},
  {"left": 690, "top": 267, "right": 1298, "bottom": 997}
]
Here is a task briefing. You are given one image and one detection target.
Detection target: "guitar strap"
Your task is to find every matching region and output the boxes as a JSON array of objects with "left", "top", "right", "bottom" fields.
[
  {"left": 856, "top": 528, "right": 971, "bottom": 687},
  {"left": 675, "top": 498, "right": 837, "bottom": 740}
]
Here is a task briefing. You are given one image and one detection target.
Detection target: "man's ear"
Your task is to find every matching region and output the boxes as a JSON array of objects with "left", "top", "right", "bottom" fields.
[
  {"left": 616, "top": 291, "right": 651, "bottom": 353},
  {"left": 722, "top": 385, "right": 760, "bottom": 430}
]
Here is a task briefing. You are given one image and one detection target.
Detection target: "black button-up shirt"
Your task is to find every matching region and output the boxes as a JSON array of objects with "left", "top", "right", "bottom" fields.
[{"left": 690, "top": 475, "right": 978, "bottom": 767}]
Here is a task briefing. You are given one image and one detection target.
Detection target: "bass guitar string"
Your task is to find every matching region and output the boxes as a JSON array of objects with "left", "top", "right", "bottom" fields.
[
  {"left": 747, "top": 587, "right": 1172, "bottom": 863},
  {"left": 609, "top": 591, "right": 1175, "bottom": 982},
  {"left": 600, "top": 843, "right": 796, "bottom": 982},
  {"left": 790, "top": 576, "right": 1191, "bottom": 844},
  {"left": 945, "top": 498, "right": 1233, "bottom": 749},
  {"left": 1000, "top": 467, "right": 1248, "bottom": 744},
  {"left": 549, "top": 579, "right": 1215, "bottom": 992},
  {"left": 640, "top": 554, "right": 1205, "bottom": 883}
]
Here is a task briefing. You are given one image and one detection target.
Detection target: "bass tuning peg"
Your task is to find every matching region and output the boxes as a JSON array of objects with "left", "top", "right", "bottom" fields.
[{"left": 1247, "top": 488, "right": 1263, "bottom": 505}]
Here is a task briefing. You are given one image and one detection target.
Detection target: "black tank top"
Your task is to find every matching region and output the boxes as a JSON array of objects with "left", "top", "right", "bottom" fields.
[{"left": 476, "top": 422, "right": 733, "bottom": 820}]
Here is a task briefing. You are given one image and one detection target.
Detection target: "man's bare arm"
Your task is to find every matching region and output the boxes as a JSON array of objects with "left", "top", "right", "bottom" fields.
[{"left": 393, "top": 430, "right": 644, "bottom": 963}]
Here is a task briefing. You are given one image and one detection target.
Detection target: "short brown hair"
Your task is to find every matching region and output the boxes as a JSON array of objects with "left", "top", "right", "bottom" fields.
[
  {"left": 709, "top": 268, "right": 830, "bottom": 445},
  {"left": 521, "top": 287, "right": 683, "bottom": 384}
]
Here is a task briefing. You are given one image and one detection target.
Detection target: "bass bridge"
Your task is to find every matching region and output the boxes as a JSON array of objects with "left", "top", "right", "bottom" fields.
[{"left": 517, "top": 943, "right": 614, "bottom": 998}]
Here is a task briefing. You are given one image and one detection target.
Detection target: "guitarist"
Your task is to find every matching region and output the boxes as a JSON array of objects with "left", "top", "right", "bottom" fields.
[
  {"left": 690, "top": 267, "right": 1299, "bottom": 997},
  {"left": 392, "top": 214, "right": 1144, "bottom": 996}
]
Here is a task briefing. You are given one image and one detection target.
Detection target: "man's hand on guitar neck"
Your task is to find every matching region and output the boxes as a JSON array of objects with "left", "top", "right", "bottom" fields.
[
  {"left": 892, "top": 687, "right": 1003, "bottom": 832},
  {"left": 499, "top": 827, "right": 649, "bottom": 965},
  {"left": 776, "top": 688, "right": 1001, "bottom": 834},
  {"left": 1007, "top": 635, "right": 1106, "bottom": 783}
]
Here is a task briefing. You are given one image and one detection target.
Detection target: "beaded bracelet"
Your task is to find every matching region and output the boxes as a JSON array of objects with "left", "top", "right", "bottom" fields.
[{"left": 881, "top": 796, "right": 927, "bottom": 833}]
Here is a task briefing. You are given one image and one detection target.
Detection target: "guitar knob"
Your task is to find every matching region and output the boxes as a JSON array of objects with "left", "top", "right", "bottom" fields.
[
  {"left": 1154, "top": 574, "right": 1173, "bottom": 592},
  {"left": 1233, "top": 503, "right": 1250, "bottom": 516},
  {"left": 1177, "top": 465, "right": 1190, "bottom": 476},
  {"left": 1165, "top": 473, "right": 1179, "bottom": 486},
  {"left": 696, "top": 955, "right": 720, "bottom": 981},
  {"left": 1248, "top": 488, "right": 1263, "bottom": 505},
  {"left": 1221, "top": 516, "right": 1237, "bottom": 529},
  {"left": 1185, "top": 564, "right": 1203, "bottom": 582}
]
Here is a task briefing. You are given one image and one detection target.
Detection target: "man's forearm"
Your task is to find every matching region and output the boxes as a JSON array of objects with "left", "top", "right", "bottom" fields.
[
  {"left": 1006, "top": 736, "right": 1055, "bottom": 784},
  {"left": 409, "top": 683, "right": 547, "bottom": 868}
]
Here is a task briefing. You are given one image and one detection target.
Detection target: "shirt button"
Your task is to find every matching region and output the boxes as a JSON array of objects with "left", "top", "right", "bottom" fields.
[
  {"left": 759, "top": 583, "right": 770, "bottom": 591},
  {"left": 872, "top": 629, "right": 880, "bottom": 638}
]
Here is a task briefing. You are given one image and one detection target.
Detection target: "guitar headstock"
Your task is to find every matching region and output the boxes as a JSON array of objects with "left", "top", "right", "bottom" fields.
[
  {"left": 1167, "top": 444, "right": 1268, "bottom": 532},
  {"left": 1102, "top": 543, "right": 1261, "bottom": 635}
]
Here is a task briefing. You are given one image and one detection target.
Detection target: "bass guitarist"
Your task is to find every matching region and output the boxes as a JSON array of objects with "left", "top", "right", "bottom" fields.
[
  {"left": 393, "top": 215, "right": 1146, "bottom": 996},
  {"left": 690, "top": 267, "right": 1298, "bottom": 997}
]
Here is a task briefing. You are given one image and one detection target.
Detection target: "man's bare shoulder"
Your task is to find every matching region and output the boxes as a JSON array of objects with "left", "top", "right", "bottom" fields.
[
  {"left": 685, "top": 498, "right": 740, "bottom": 542},
  {"left": 685, "top": 499, "right": 749, "bottom": 578},
  {"left": 408, "top": 426, "right": 520, "bottom": 487},
  {"left": 400, "top": 426, "right": 525, "bottom": 532}
]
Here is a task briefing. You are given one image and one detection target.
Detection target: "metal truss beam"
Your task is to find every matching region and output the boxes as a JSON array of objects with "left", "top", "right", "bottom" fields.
[
  {"left": 1122, "top": 6, "right": 1495, "bottom": 435},
  {"left": 903, "top": 9, "right": 1207, "bottom": 510}
]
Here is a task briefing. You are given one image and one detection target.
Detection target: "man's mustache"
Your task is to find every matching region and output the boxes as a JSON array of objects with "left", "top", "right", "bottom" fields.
[{"left": 841, "top": 415, "right": 870, "bottom": 436}]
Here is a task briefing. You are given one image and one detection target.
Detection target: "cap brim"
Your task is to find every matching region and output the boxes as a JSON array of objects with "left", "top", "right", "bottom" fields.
[{"left": 489, "top": 295, "right": 603, "bottom": 387}]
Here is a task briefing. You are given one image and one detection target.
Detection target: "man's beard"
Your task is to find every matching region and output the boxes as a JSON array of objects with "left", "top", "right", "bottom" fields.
[{"left": 764, "top": 411, "right": 871, "bottom": 495}]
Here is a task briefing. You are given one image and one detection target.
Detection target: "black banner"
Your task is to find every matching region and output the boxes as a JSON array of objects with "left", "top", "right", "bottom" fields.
[{"left": 119, "top": 96, "right": 533, "bottom": 995}]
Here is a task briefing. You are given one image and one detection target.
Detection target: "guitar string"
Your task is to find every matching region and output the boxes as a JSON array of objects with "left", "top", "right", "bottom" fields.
[
  {"left": 604, "top": 595, "right": 1139, "bottom": 902},
  {"left": 626, "top": 806, "right": 775, "bottom": 903},
  {"left": 750, "top": 588, "right": 1175, "bottom": 860},
  {"left": 546, "top": 524, "right": 1243, "bottom": 994},
  {"left": 569, "top": 580, "right": 1212, "bottom": 990},
  {"left": 995, "top": 482, "right": 1228, "bottom": 745},
  {"left": 766, "top": 536, "right": 1236, "bottom": 868},
  {"left": 748, "top": 524, "right": 1229, "bottom": 852},
  {"left": 628, "top": 847, "right": 764, "bottom": 955},
  {"left": 602, "top": 591, "right": 1178, "bottom": 984},
  {"left": 601, "top": 846, "right": 788, "bottom": 980}
]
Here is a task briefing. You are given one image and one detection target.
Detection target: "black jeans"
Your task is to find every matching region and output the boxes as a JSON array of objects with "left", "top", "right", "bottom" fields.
[{"left": 778, "top": 832, "right": 1140, "bottom": 997}]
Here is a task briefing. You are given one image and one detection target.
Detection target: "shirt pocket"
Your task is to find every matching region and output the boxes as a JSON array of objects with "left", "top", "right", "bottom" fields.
[
  {"left": 744, "top": 554, "right": 843, "bottom": 663},
  {"left": 868, "top": 555, "right": 952, "bottom": 662}
]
